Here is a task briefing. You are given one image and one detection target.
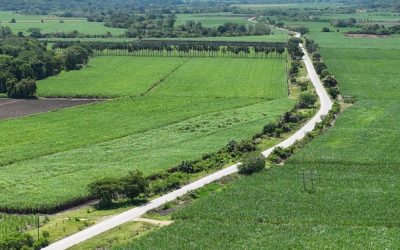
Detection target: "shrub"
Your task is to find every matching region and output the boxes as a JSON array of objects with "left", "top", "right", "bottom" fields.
[
  {"left": 298, "top": 93, "right": 317, "bottom": 108},
  {"left": 323, "top": 75, "right": 338, "bottom": 88},
  {"left": 238, "top": 157, "right": 266, "bottom": 175},
  {"left": 63, "top": 45, "right": 90, "bottom": 70},
  {"left": 298, "top": 81, "right": 309, "bottom": 91},
  {"left": 327, "top": 87, "right": 340, "bottom": 99},
  {"left": 320, "top": 69, "right": 330, "bottom": 78},
  {"left": 322, "top": 27, "right": 331, "bottom": 32},
  {"left": 88, "top": 177, "right": 122, "bottom": 207},
  {"left": 6, "top": 78, "right": 37, "bottom": 98},
  {"left": 122, "top": 170, "right": 149, "bottom": 201},
  {"left": 312, "top": 52, "right": 321, "bottom": 61},
  {"left": 263, "top": 122, "right": 277, "bottom": 136},
  {"left": 313, "top": 61, "right": 327, "bottom": 75},
  {"left": 268, "top": 147, "right": 292, "bottom": 164}
]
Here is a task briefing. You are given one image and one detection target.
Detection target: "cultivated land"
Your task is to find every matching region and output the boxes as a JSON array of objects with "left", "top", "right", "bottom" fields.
[
  {"left": 0, "top": 55, "right": 293, "bottom": 210},
  {"left": 0, "top": 11, "right": 125, "bottom": 35},
  {"left": 38, "top": 57, "right": 189, "bottom": 97},
  {"left": 0, "top": 98, "right": 99, "bottom": 120},
  {"left": 151, "top": 58, "right": 287, "bottom": 99},
  {"left": 38, "top": 57, "right": 287, "bottom": 98},
  {"left": 175, "top": 13, "right": 250, "bottom": 27},
  {"left": 120, "top": 19, "right": 400, "bottom": 249}
]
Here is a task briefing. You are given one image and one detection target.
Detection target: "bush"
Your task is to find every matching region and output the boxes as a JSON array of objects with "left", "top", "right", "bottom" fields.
[
  {"left": 238, "top": 157, "right": 265, "bottom": 175},
  {"left": 63, "top": 45, "right": 90, "bottom": 70},
  {"left": 268, "top": 147, "right": 292, "bottom": 164},
  {"left": 323, "top": 75, "right": 338, "bottom": 88},
  {"left": 122, "top": 170, "right": 149, "bottom": 201},
  {"left": 88, "top": 177, "right": 122, "bottom": 207},
  {"left": 7, "top": 78, "right": 37, "bottom": 98},
  {"left": 320, "top": 69, "right": 330, "bottom": 78},
  {"left": 327, "top": 87, "right": 340, "bottom": 99},
  {"left": 298, "top": 81, "right": 309, "bottom": 91},
  {"left": 298, "top": 93, "right": 317, "bottom": 108},
  {"left": 263, "top": 122, "right": 277, "bottom": 136},
  {"left": 322, "top": 27, "right": 331, "bottom": 32},
  {"left": 313, "top": 61, "right": 327, "bottom": 75}
]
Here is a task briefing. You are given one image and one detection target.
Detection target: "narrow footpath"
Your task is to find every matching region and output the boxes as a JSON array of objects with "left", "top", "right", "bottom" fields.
[{"left": 43, "top": 34, "right": 332, "bottom": 250}]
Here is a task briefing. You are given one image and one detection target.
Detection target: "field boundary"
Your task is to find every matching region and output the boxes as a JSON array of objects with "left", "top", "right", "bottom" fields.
[
  {"left": 43, "top": 33, "right": 333, "bottom": 250},
  {"left": 142, "top": 58, "right": 191, "bottom": 96}
]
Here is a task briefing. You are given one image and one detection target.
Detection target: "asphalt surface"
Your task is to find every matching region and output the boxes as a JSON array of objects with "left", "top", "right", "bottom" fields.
[{"left": 43, "top": 33, "right": 332, "bottom": 250}]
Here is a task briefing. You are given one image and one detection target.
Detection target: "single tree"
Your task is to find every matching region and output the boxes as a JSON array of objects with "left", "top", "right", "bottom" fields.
[{"left": 122, "top": 170, "right": 149, "bottom": 201}]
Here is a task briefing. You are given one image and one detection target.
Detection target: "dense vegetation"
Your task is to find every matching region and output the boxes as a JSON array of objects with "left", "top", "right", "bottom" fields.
[
  {"left": 120, "top": 16, "right": 400, "bottom": 249},
  {"left": 0, "top": 26, "right": 90, "bottom": 98},
  {"left": 0, "top": 54, "right": 292, "bottom": 212},
  {"left": 38, "top": 56, "right": 286, "bottom": 98}
]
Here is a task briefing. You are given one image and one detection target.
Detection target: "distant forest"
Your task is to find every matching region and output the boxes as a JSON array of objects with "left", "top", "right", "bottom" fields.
[{"left": 0, "top": 0, "right": 397, "bottom": 14}]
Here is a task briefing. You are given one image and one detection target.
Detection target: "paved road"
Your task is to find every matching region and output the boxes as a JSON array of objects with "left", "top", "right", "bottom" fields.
[{"left": 43, "top": 33, "right": 332, "bottom": 250}]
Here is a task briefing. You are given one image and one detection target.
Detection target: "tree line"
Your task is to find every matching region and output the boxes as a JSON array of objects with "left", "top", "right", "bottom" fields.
[
  {"left": 0, "top": 26, "right": 90, "bottom": 98},
  {"left": 51, "top": 40, "right": 287, "bottom": 58}
]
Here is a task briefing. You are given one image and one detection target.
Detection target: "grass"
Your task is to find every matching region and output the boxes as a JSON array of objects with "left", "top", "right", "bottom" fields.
[
  {"left": 150, "top": 57, "right": 287, "bottom": 99},
  {"left": 175, "top": 13, "right": 250, "bottom": 27},
  {"left": 37, "top": 57, "right": 189, "bottom": 97},
  {"left": 114, "top": 19, "right": 400, "bottom": 249},
  {"left": 0, "top": 11, "right": 125, "bottom": 35},
  {"left": 69, "top": 221, "right": 156, "bottom": 250},
  {"left": 0, "top": 214, "right": 37, "bottom": 240}
]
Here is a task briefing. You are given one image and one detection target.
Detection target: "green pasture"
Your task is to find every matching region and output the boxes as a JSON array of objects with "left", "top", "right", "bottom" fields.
[{"left": 0, "top": 11, "right": 125, "bottom": 35}]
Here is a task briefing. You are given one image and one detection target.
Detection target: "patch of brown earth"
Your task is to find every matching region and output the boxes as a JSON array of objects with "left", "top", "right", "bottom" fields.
[{"left": 0, "top": 98, "right": 101, "bottom": 120}]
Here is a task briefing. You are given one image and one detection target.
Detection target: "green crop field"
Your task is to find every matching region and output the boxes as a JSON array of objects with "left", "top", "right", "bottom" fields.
[
  {"left": 0, "top": 11, "right": 125, "bottom": 35},
  {"left": 0, "top": 54, "right": 293, "bottom": 210},
  {"left": 38, "top": 57, "right": 189, "bottom": 97},
  {"left": 151, "top": 58, "right": 287, "bottom": 99},
  {"left": 175, "top": 13, "right": 250, "bottom": 27},
  {"left": 38, "top": 57, "right": 287, "bottom": 98},
  {"left": 117, "top": 18, "right": 400, "bottom": 249},
  {"left": 0, "top": 98, "right": 294, "bottom": 210},
  {"left": 148, "top": 27, "right": 289, "bottom": 42}
]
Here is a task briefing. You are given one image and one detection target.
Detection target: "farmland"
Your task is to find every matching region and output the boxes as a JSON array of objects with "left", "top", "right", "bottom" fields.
[
  {"left": 120, "top": 15, "right": 400, "bottom": 249},
  {"left": 0, "top": 11, "right": 125, "bottom": 35},
  {"left": 37, "top": 57, "right": 189, "bottom": 97},
  {"left": 0, "top": 53, "right": 293, "bottom": 211},
  {"left": 38, "top": 57, "right": 287, "bottom": 98},
  {"left": 175, "top": 13, "right": 250, "bottom": 27}
]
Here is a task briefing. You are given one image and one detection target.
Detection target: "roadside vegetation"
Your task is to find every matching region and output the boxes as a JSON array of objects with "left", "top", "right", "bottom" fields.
[{"left": 117, "top": 7, "right": 400, "bottom": 249}]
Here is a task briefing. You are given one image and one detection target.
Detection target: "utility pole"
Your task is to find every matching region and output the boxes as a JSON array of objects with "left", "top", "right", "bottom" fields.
[{"left": 37, "top": 214, "right": 40, "bottom": 240}]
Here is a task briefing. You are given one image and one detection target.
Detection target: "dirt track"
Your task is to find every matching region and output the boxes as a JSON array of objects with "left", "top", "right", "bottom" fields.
[{"left": 0, "top": 98, "right": 99, "bottom": 120}]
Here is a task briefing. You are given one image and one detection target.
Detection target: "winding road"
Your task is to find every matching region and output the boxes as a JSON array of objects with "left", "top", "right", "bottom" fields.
[{"left": 43, "top": 33, "right": 332, "bottom": 250}]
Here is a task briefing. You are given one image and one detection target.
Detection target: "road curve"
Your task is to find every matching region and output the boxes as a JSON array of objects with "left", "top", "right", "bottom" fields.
[{"left": 43, "top": 34, "right": 332, "bottom": 250}]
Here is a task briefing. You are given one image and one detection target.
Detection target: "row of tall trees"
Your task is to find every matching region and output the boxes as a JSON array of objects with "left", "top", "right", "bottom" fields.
[{"left": 52, "top": 41, "right": 287, "bottom": 58}]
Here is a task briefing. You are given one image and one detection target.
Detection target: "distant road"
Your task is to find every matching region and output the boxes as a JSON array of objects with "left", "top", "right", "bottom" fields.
[{"left": 42, "top": 32, "right": 332, "bottom": 250}]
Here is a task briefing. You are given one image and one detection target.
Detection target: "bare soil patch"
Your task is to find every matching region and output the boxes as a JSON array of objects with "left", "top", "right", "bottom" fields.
[
  {"left": 345, "top": 33, "right": 390, "bottom": 39},
  {"left": 0, "top": 98, "right": 100, "bottom": 120}
]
